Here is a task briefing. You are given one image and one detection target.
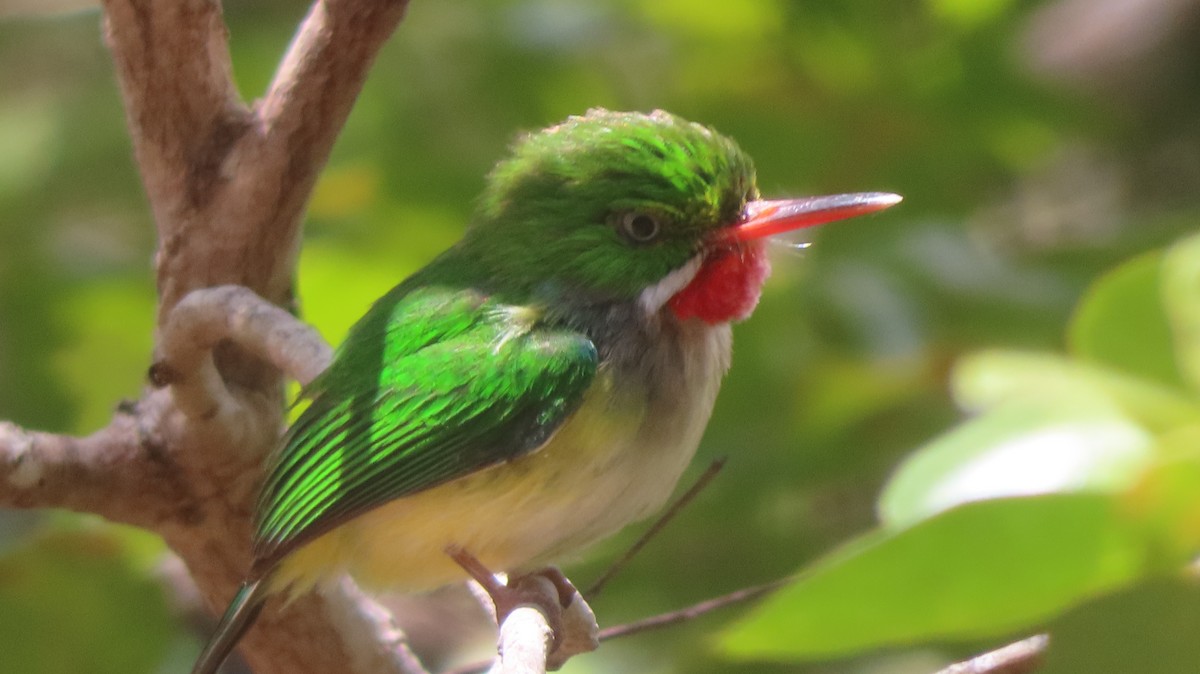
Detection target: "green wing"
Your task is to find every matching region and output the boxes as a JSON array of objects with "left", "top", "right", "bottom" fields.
[{"left": 251, "top": 285, "right": 597, "bottom": 572}]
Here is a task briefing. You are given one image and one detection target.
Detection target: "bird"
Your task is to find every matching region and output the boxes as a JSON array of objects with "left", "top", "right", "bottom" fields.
[{"left": 190, "top": 108, "right": 900, "bottom": 673}]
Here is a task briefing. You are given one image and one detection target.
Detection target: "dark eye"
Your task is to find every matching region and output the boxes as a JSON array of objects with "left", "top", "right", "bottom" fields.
[{"left": 620, "top": 211, "right": 662, "bottom": 243}]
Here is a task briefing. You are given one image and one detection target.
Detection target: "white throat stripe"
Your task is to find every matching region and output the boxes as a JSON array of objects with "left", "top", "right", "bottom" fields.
[{"left": 638, "top": 255, "right": 703, "bottom": 316}]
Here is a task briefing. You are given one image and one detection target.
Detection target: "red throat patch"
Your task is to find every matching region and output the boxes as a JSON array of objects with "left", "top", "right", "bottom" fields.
[{"left": 668, "top": 242, "right": 771, "bottom": 324}]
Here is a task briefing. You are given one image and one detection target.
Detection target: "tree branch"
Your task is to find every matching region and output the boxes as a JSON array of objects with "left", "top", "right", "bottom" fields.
[
  {"left": 250, "top": 0, "right": 411, "bottom": 257},
  {"left": 100, "top": 0, "right": 248, "bottom": 231},
  {"left": 101, "top": 0, "right": 412, "bottom": 320},
  {"left": 1, "top": 2, "right": 433, "bottom": 673},
  {"left": 0, "top": 420, "right": 119, "bottom": 508},
  {"left": 490, "top": 599, "right": 554, "bottom": 674},
  {"left": 0, "top": 413, "right": 185, "bottom": 527}
]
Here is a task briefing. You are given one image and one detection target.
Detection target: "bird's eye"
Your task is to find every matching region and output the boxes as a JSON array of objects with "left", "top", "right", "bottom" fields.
[{"left": 619, "top": 211, "right": 662, "bottom": 243}]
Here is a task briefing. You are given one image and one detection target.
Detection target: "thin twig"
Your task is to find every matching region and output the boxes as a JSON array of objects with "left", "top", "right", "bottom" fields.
[
  {"left": 596, "top": 576, "right": 791, "bottom": 642},
  {"left": 585, "top": 457, "right": 727, "bottom": 598},
  {"left": 935, "top": 635, "right": 1048, "bottom": 674}
]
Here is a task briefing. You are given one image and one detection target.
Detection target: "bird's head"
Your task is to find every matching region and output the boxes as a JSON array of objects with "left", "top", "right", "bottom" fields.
[{"left": 465, "top": 109, "right": 899, "bottom": 324}]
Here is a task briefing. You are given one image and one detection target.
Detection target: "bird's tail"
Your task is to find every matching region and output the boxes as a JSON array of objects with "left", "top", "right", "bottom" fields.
[{"left": 191, "top": 579, "right": 270, "bottom": 674}]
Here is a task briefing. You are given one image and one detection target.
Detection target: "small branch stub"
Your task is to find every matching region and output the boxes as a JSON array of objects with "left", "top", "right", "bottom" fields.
[{"left": 156, "top": 285, "right": 332, "bottom": 433}]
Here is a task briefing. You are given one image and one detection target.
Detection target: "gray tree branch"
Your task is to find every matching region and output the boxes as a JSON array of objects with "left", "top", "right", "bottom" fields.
[
  {"left": 0, "top": 415, "right": 168, "bottom": 526},
  {"left": 251, "top": 0, "right": 412, "bottom": 260}
]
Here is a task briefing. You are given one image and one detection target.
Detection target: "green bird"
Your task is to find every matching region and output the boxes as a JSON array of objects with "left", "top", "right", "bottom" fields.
[{"left": 191, "top": 108, "right": 900, "bottom": 673}]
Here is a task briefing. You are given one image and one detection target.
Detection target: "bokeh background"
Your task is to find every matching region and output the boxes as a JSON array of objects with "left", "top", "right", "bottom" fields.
[{"left": 2, "top": 1, "right": 1199, "bottom": 672}]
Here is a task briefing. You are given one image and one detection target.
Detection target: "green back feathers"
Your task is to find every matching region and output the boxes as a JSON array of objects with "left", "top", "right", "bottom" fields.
[{"left": 466, "top": 109, "right": 758, "bottom": 302}]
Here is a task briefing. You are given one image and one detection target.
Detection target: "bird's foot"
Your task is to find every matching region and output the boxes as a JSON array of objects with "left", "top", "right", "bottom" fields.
[
  {"left": 447, "top": 547, "right": 599, "bottom": 670},
  {"left": 507, "top": 568, "right": 599, "bottom": 669}
]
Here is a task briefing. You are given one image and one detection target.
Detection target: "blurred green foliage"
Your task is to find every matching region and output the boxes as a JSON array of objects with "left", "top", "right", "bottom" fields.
[
  {"left": 1, "top": 1, "right": 1199, "bottom": 673},
  {"left": 0, "top": 519, "right": 174, "bottom": 674},
  {"left": 725, "top": 231, "right": 1200, "bottom": 664}
]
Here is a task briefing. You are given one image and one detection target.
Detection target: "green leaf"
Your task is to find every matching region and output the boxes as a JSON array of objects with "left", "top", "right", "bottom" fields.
[
  {"left": 1068, "top": 251, "right": 1184, "bottom": 390},
  {"left": 721, "top": 494, "right": 1149, "bottom": 661},
  {"left": 879, "top": 397, "right": 1153, "bottom": 528},
  {"left": 1043, "top": 578, "right": 1200, "bottom": 674},
  {"left": 1162, "top": 231, "right": 1200, "bottom": 393},
  {"left": 952, "top": 350, "right": 1200, "bottom": 433},
  {"left": 1120, "top": 432, "right": 1200, "bottom": 558}
]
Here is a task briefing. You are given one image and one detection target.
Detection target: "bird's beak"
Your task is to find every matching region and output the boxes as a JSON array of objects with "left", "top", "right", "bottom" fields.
[{"left": 726, "top": 192, "right": 903, "bottom": 242}]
